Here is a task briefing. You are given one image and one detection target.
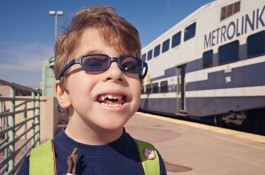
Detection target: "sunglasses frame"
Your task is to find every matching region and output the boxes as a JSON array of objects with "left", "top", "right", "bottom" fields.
[{"left": 58, "top": 54, "right": 148, "bottom": 79}]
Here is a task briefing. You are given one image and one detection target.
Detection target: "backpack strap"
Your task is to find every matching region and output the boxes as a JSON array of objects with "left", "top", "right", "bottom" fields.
[
  {"left": 30, "top": 140, "right": 56, "bottom": 175},
  {"left": 134, "top": 139, "right": 160, "bottom": 175}
]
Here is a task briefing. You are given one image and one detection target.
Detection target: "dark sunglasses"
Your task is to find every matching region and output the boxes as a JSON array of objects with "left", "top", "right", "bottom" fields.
[{"left": 58, "top": 54, "right": 148, "bottom": 79}]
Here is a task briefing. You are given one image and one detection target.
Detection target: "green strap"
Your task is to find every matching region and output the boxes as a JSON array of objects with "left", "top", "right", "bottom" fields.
[
  {"left": 134, "top": 139, "right": 160, "bottom": 175},
  {"left": 30, "top": 140, "right": 56, "bottom": 175}
]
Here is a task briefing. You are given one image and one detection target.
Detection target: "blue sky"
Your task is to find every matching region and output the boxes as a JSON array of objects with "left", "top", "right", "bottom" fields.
[{"left": 0, "top": 0, "right": 213, "bottom": 88}]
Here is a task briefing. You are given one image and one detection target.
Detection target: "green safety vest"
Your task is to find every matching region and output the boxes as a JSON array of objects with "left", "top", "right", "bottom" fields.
[{"left": 29, "top": 139, "right": 160, "bottom": 175}]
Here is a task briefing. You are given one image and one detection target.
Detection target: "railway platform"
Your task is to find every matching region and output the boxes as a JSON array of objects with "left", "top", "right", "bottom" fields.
[{"left": 125, "top": 112, "right": 265, "bottom": 175}]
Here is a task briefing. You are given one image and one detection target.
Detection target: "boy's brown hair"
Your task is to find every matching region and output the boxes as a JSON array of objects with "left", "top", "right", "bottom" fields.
[{"left": 53, "top": 6, "right": 142, "bottom": 80}]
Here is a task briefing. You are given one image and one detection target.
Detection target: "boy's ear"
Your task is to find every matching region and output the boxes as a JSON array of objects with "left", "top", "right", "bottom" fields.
[{"left": 55, "top": 80, "right": 71, "bottom": 108}]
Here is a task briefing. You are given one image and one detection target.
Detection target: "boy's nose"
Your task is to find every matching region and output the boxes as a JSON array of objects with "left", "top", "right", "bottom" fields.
[{"left": 103, "top": 62, "right": 124, "bottom": 82}]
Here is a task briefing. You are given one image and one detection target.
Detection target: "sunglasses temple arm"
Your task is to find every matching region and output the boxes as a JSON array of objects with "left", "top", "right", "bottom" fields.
[{"left": 58, "top": 59, "right": 79, "bottom": 79}]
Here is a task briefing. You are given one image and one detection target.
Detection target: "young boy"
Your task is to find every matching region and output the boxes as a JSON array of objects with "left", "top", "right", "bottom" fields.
[{"left": 17, "top": 6, "right": 167, "bottom": 175}]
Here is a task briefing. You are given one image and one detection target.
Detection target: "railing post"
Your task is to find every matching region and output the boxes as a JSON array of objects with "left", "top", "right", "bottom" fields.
[
  {"left": 8, "top": 86, "right": 15, "bottom": 172},
  {"left": 2, "top": 102, "right": 8, "bottom": 161},
  {"left": 23, "top": 105, "right": 27, "bottom": 152},
  {"left": 31, "top": 91, "right": 36, "bottom": 147},
  {"left": 1, "top": 101, "right": 9, "bottom": 174},
  {"left": 36, "top": 91, "right": 40, "bottom": 145}
]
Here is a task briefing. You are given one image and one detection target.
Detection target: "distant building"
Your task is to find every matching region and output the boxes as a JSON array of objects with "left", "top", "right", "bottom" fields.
[
  {"left": 42, "top": 57, "right": 56, "bottom": 96},
  {"left": 0, "top": 79, "right": 33, "bottom": 97}
]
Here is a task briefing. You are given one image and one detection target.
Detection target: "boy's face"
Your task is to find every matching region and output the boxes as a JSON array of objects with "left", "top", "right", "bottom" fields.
[{"left": 57, "top": 28, "right": 141, "bottom": 134}]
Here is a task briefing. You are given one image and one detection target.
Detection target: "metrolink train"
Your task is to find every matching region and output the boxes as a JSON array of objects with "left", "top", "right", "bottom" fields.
[{"left": 139, "top": 0, "right": 265, "bottom": 131}]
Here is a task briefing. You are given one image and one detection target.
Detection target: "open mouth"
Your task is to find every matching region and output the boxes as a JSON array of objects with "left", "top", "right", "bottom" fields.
[{"left": 97, "top": 94, "right": 126, "bottom": 107}]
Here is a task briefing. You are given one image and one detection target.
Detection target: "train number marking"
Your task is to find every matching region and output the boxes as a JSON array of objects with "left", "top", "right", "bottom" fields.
[{"left": 225, "top": 76, "right": 231, "bottom": 83}]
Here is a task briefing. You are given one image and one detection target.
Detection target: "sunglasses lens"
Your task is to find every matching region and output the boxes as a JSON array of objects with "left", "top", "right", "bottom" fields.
[
  {"left": 82, "top": 55, "right": 109, "bottom": 71},
  {"left": 120, "top": 56, "right": 142, "bottom": 72}
]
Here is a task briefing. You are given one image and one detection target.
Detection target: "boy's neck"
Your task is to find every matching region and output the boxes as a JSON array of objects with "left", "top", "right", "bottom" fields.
[{"left": 65, "top": 120, "right": 123, "bottom": 145}]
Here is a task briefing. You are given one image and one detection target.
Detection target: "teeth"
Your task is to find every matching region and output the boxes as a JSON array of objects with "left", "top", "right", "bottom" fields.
[
  {"left": 98, "top": 94, "right": 123, "bottom": 101},
  {"left": 97, "top": 94, "right": 125, "bottom": 107},
  {"left": 100, "top": 103, "right": 122, "bottom": 107}
]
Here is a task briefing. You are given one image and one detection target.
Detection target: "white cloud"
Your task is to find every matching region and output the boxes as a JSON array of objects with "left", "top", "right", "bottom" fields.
[
  {"left": 0, "top": 41, "right": 53, "bottom": 72},
  {"left": 0, "top": 41, "right": 53, "bottom": 87}
]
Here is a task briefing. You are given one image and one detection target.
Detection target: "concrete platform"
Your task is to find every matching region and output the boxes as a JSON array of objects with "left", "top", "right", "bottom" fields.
[{"left": 125, "top": 112, "right": 265, "bottom": 175}]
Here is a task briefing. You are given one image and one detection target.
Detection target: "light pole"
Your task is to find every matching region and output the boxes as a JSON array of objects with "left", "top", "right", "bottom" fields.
[{"left": 49, "top": 10, "right": 63, "bottom": 40}]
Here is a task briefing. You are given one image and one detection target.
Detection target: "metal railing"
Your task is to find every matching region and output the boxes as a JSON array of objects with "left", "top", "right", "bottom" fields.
[{"left": 0, "top": 79, "right": 41, "bottom": 175}]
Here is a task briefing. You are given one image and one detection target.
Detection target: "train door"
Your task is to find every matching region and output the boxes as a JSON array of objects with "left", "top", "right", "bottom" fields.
[{"left": 176, "top": 64, "right": 187, "bottom": 114}]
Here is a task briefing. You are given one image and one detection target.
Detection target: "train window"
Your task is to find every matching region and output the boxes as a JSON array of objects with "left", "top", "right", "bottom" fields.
[
  {"left": 218, "top": 40, "right": 239, "bottom": 64},
  {"left": 220, "top": 6, "right": 226, "bottom": 20},
  {"left": 146, "top": 84, "right": 151, "bottom": 94},
  {"left": 142, "top": 53, "right": 146, "bottom": 62},
  {"left": 234, "top": 1, "right": 240, "bottom": 13},
  {"left": 202, "top": 50, "right": 213, "bottom": 68},
  {"left": 154, "top": 45, "right": 161, "bottom": 57},
  {"left": 162, "top": 39, "right": 170, "bottom": 53},
  {"left": 147, "top": 50, "right": 153, "bottom": 60},
  {"left": 247, "top": 31, "right": 265, "bottom": 58},
  {"left": 152, "top": 83, "right": 159, "bottom": 93},
  {"left": 141, "top": 86, "right": 145, "bottom": 94},
  {"left": 220, "top": 1, "right": 240, "bottom": 21},
  {"left": 184, "top": 22, "right": 196, "bottom": 41},
  {"left": 160, "top": 81, "right": 168, "bottom": 93},
  {"left": 227, "top": 3, "right": 233, "bottom": 17},
  {"left": 172, "top": 31, "right": 181, "bottom": 48}
]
